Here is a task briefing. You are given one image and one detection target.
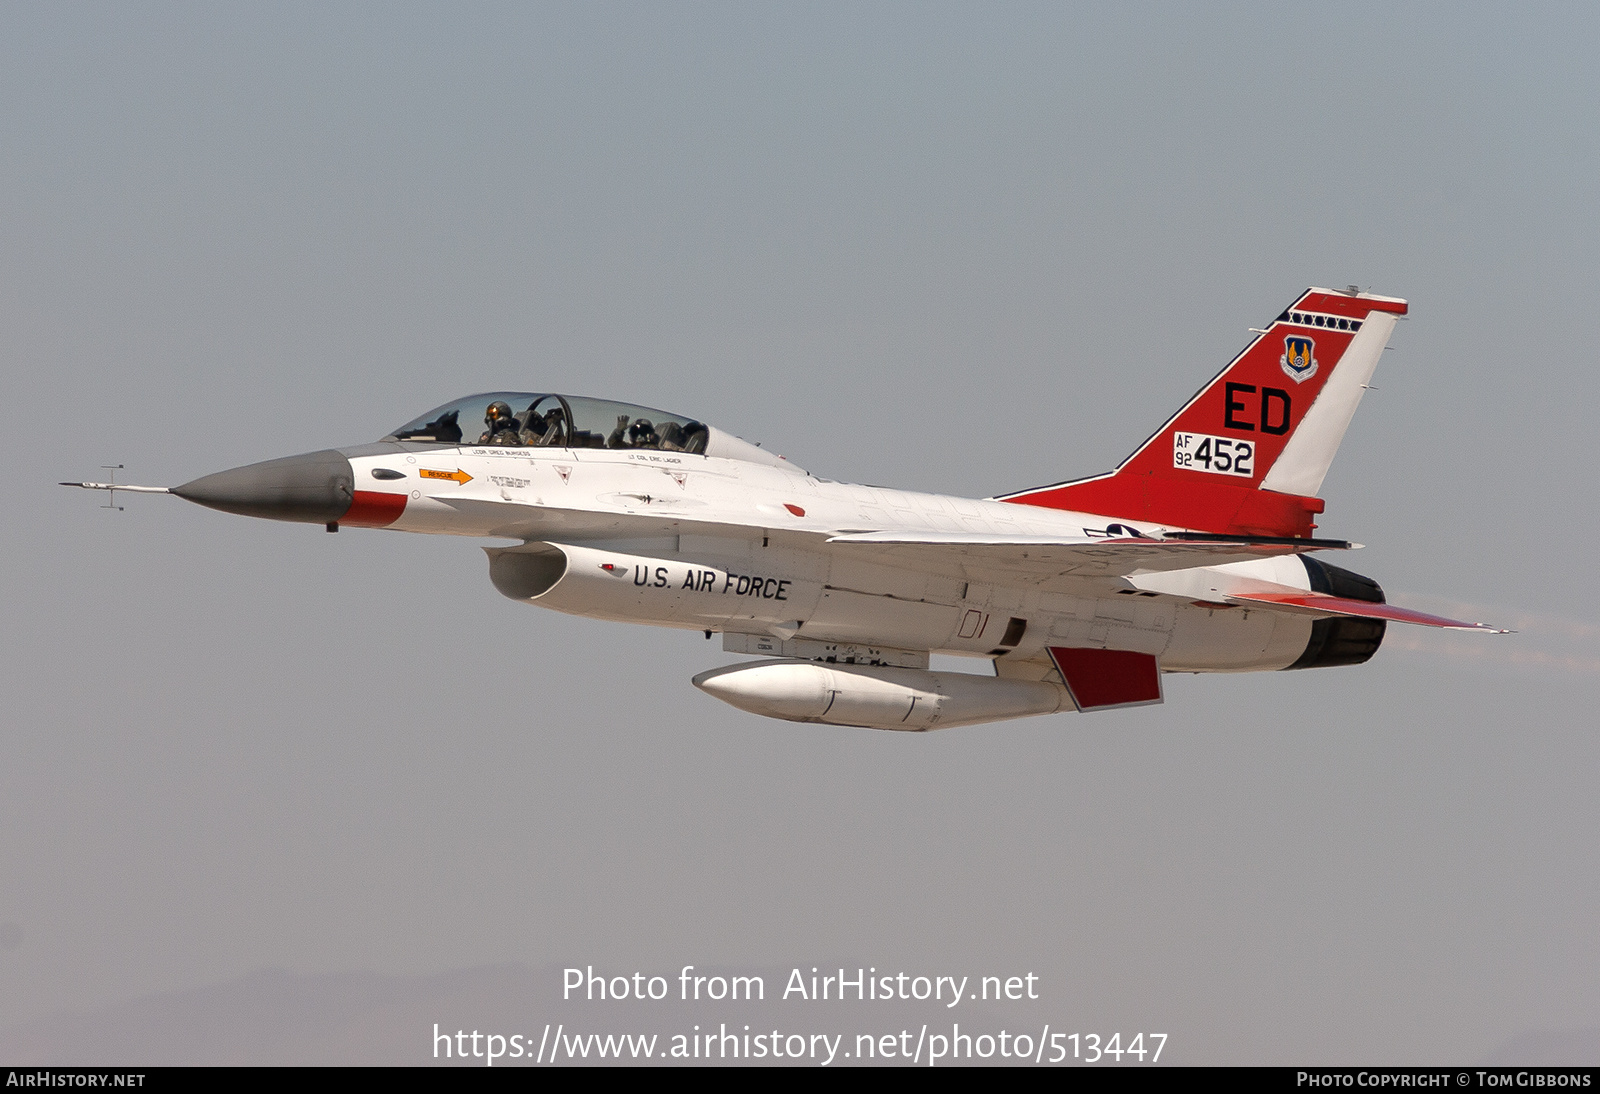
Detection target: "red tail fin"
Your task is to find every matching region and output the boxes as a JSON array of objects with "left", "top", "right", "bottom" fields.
[{"left": 1000, "top": 288, "right": 1408, "bottom": 537}]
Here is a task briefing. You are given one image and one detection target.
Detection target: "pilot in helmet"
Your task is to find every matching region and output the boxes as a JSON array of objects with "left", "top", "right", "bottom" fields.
[
  {"left": 479, "top": 401, "right": 522, "bottom": 446},
  {"left": 627, "top": 418, "right": 659, "bottom": 448}
]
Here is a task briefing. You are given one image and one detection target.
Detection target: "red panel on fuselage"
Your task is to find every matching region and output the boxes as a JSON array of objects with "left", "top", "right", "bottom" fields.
[
  {"left": 1047, "top": 647, "right": 1164, "bottom": 712},
  {"left": 341, "top": 490, "right": 408, "bottom": 527}
]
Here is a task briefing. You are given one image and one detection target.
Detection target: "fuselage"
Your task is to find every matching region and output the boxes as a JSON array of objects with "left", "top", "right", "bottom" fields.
[{"left": 334, "top": 436, "right": 1328, "bottom": 676}]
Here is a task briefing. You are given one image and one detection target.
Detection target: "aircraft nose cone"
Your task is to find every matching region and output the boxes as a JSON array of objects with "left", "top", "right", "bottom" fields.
[{"left": 173, "top": 449, "right": 355, "bottom": 524}]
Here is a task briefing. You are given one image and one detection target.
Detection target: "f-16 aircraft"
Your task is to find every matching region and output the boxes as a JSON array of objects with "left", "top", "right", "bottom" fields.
[{"left": 67, "top": 288, "right": 1502, "bottom": 730}]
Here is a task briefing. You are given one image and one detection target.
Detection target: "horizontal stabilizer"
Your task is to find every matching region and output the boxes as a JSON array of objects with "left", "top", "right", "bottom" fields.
[{"left": 1226, "top": 590, "right": 1507, "bottom": 632}]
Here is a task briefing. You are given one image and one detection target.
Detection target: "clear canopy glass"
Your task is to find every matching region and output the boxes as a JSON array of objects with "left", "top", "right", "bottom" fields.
[{"left": 386, "top": 392, "right": 710, "bottom": 454}]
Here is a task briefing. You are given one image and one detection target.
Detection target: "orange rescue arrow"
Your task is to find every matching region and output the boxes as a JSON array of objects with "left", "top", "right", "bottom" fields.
[{"left": 419, "top": 467, "right": 473, "bottom": 485}]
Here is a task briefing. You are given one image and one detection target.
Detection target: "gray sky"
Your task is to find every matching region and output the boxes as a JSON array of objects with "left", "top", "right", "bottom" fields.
[{"left": 2, "top": 1, "right": 1596, "bottom": 1065}]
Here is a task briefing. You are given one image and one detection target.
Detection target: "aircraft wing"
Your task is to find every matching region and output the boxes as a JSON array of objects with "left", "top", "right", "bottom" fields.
[
  {"left": 431, "top": 496, "right": 1353, "bottom": 579},
  {"left": 822, "top": 531, "right": 1354, "bottom": 579}
]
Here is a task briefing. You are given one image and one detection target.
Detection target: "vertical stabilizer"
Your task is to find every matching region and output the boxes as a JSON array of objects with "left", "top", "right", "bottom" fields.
[{"left": 999, "top": 288, "right": 1407, "bottom": 537}]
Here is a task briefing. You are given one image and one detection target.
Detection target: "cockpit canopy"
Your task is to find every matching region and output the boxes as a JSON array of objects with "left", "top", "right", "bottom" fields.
[{"left": 386, "top": 392, "right": 710, "bottom": 454}]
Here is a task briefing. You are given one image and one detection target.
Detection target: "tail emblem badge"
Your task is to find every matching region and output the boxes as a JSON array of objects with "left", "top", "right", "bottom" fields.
[{"left": 1281, "top": 336, "right": 1318, "bottom": 383}]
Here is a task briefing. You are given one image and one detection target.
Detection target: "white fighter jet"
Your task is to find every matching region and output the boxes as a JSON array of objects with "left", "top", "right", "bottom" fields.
[{"left": 67, "top": 288, "right": 1503, "bottom": 730}]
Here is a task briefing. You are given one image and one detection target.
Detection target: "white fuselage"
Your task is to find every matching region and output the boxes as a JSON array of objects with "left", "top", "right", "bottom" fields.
[{"left": 347, "top": 441, "right": 1318, "bottom": 675}]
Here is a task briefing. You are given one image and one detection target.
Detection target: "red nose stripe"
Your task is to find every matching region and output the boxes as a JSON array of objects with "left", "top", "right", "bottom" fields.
[{"left": 342, "top": 490, "right": 408, "bottom": 527}]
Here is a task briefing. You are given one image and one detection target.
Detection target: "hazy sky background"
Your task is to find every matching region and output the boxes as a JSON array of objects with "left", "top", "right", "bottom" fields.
[{"left": 2, "top": 1, "right": 1597, "bottom": 1064}]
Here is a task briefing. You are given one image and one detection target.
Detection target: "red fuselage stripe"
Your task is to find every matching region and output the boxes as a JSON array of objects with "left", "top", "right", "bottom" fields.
[{"left": 342, "top": 489, "right": 408, "bottom": 527}]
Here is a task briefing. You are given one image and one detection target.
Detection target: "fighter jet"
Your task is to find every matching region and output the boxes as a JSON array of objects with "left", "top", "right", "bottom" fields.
[{"left": 66, "top": 288, "right": 1503, "bottom": 730}]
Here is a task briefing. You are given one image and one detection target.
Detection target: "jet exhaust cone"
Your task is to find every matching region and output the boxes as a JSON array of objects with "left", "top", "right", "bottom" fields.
[{"left": 173, "top": 449, "right": 355, "bottom": 524}]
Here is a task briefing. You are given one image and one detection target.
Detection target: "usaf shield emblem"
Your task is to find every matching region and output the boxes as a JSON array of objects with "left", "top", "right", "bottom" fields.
[{"left": 1281, "top": 336, "right": 1318, "bottom": 383}]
